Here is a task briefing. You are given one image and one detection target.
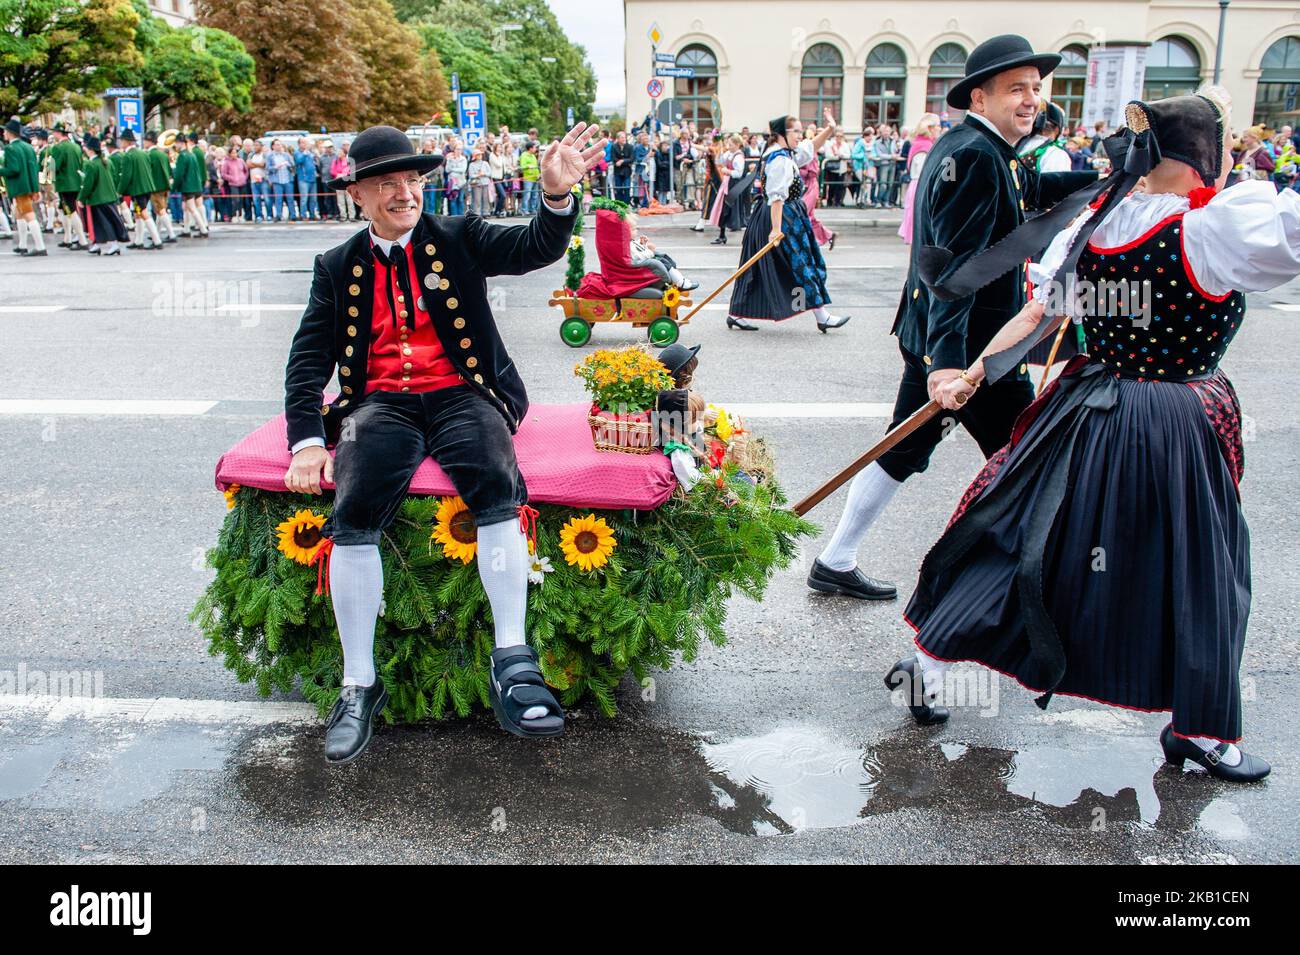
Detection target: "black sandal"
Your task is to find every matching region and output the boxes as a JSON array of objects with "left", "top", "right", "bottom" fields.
[{"left": 489, "top": 646, "right": 565, "bottom": 738}]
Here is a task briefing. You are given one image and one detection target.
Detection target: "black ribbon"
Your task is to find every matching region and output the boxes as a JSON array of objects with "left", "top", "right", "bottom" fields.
[
  {"left": 918, "top": 127, "right": 1163, "bottom": 383},
  {"left": 372, "top": 243, "right": 416, "bottom": 332}
]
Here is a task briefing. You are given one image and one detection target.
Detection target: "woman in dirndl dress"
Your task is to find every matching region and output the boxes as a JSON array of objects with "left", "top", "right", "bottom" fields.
[
  {"left": 726, "top": 110, "right": 850, "bottom": 332},
  {"left": 77, "top": 134, "right": 130, "bottom": 255},
  {"left": 890, "top": 89, "right": 1300, "bottom": 782}
]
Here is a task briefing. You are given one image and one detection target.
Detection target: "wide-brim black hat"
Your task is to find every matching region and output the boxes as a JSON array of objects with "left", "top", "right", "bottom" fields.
[
  {"left": 4, "top": 118, "right": 24, "bottom": 136},
  {"left": 947, "top": 35, "right": 1061, "bottom": 110},
  {"left": 118, "top": 128, "right": 136, "bottom": 143},
  {"left": 82, "top": 134, "right": 101, "bottom": 154},
  {"left": 326, "top": 124, "right": 444, "bottom": 191}
]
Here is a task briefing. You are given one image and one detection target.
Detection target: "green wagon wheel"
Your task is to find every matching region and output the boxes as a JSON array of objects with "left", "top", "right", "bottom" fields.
[
  {"left": 560, "top": 316, "right": 593, "bottom": 347},
  {"left": 647, "top": 317, "right": 679, "bottom": 347}
]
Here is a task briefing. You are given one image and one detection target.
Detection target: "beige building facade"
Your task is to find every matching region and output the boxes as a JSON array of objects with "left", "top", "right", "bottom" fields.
[{"left": 624, "top": 1, "right": 1300, "bottom": 134}]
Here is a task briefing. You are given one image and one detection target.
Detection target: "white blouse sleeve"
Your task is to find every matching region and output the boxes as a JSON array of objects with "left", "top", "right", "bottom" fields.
[
  {"left": 1039, "top": 146, "right": 1072, "bottom": 173},
  {"left": 1028, "top": 206, "right": 1097, "bottom": 304},
  {"left": 763, "top": 154, "right": 795, "bottom": 203},
  {"left": 1183, "top": 181, "right": 1300, "bottom": 296},
  {"left": 793, "top": 140, "right": 815, "bottom": 166}
]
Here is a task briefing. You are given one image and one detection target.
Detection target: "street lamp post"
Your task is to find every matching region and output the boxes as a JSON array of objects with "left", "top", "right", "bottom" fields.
[{"left": 1213, "top": 0, "right": 1230, "bottom": 85}]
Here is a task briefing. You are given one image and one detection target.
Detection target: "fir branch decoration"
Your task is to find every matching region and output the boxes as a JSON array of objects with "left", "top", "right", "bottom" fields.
[
  {"left": 192, "top": 471, "right": 815, "bottom": 723},
  {"left": 564, "top": 204, "right": 585, "bottom": 292}
]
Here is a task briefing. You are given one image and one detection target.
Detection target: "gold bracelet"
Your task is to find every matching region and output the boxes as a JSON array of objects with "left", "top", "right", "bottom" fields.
[{"left": 958, "top": 370, "right": 980, "bottom": 388}]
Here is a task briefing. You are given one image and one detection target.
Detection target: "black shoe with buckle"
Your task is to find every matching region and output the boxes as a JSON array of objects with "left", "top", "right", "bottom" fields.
[
  {"left": 1159, "top": 723, "right": 1270, "bottom": 782},
  {"left": 807, "top": 557, "right": 895, "bottom": 599},
  {"left": 884, "top": 657, "right": 949, "bottom": 725},
  {"left": 324, "top": 677, "right": 389, "bottom": 765}
]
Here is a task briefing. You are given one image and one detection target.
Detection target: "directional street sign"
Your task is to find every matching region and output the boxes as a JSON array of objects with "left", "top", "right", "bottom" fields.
[
  {"left": 654, "top": 52, "right": 675, "bottom": 63},
  {"left": 654, "top": 66, "right": 694, "bottom": 79},
  {"left": 457, "top": 91, "right": 486, "bottom": 147}
]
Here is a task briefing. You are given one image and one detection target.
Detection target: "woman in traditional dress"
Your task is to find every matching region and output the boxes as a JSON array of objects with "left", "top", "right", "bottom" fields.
[
  {"left": 897, "top": 113, "right": 940, "bottom": 245},
  {"left": 800, "top": 127, "right": 835, "bottom": 248},
  {"left": 707, "top": 134, "right": 757, "bottom": 246},
  {"left": 77, "top": 134, "right": 130, "bottom": 255},
  {"left": 726, "top": 110, "right": 850, "bottom": 333},
  {"left": 889, "top": 89, "right": 1300, "bottom": 782}
]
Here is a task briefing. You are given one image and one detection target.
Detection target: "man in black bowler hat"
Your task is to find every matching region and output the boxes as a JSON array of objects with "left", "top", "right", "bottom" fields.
[
  {"left": 283, "top": 122, "right": 607, "bottom": 762},
  {"left": 810, "top": 34, "right": 1097, "bottom": 609}
]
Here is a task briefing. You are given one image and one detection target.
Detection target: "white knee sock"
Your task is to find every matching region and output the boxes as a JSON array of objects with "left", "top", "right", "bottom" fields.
[
  {"left": 133, "top": 218, "right": 144, "bottom": 246},
  {"left": 668, "top": 267, "right": 685, "bottom": 285},
  {"left": 15, "top": 219, "right": 26, "bottom": 248},
  {"left": 160, "top": 211, "right": 175, "bottom": 239},
  {"left": 819, "top": 462, "right": 903, "bottom": 571},
  {"left": 71, "top": 213, "right": 86, "bottom": 244},
  {"left": 1189, "top": 735, "right": 1243, "bottom": 767},
  {"left": 328, "top": 543, "right": 383, "bottom": 687},
  {"left": 476, "top": 517, "right": 529, "bottom": 650},
  {"left": 914, "top": 651, "right": 950, "bottom": 697},
  {"left": 476, "top": 517, "right": 547, "bottom": 720},
  {"left": 28, "top": 219, "right": 45, "bottom": 251},
  {"left": 145, "top": 215, "right": 161, "bottom": 247}
]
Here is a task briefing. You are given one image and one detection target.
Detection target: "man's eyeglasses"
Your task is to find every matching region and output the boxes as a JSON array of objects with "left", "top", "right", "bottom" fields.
[{"left": 372, "top": 175, "right": 428, "bottom": 197}]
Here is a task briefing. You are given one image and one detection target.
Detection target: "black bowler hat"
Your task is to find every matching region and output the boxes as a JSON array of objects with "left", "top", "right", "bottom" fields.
[
  {"left": 326, "top": 124, "right": 444, "bottom": 190},
  {"left": 4, "top": 117, "right": 24, "bottom": 136},
  {"left": 118, "top": 128, "right": 136, "bottom": 143},
  {"left": 947, "top": 35, "right": 1061, "bottom": 110},
  {"left": 657, "top": 341, "right": 700, "bottom": 376},
  {"left": 82, "top": 134, "right": 101, "bottom": 154}
]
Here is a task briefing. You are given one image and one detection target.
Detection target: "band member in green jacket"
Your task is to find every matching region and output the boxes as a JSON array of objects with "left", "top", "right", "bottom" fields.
[
  {"left": 50, "top": 125, "right": 88, "bottom": 249},
  {"left": 171, "top": 132, "right": 209, "bottom": 237},
  {"left": 78, "top": 134, "right": 130, "bottom": 255},
  {"left": 142, "top": 130, "right": 177, "bottom": 242},
  {"left": 2, "top": 118, "right": 47, "bottom": 256},
  {"left": 116, "top": 129, "right": 163, "bottom": 250}
]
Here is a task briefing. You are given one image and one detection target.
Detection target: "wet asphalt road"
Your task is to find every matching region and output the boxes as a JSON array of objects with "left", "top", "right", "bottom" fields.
[{"left": 0, "top": 208, "right": 1297, "bottom": 864}]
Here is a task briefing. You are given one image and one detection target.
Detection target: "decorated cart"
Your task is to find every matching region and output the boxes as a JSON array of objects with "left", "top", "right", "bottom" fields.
[
  {"left": 549, "top": 200, "right": 693, "bottom": 348},
  {"left": 193, "top": 345, "right": 813, "bottom": 723}
]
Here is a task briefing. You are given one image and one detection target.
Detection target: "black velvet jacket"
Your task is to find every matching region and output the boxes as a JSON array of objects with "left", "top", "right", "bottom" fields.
[
  {"left": 893, "top": 116, "right": 1097, "bottom": 372},
  {"left": 284, "top": 204, "right": 577, "bottom": 452}
]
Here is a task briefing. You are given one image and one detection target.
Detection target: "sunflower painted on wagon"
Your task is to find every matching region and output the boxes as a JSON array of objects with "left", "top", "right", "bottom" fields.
[
  {"left": 431, "top": 495, "right": 478, "bottom": 564},
  {"left": 661, "top": 286, "right": 681, "bottom": 308},
  {"left": 276, "top": 508, "right": 327, "bottom": 564},
  {"left": 558, "top": 514, "right": 617, "bottom": 571}
]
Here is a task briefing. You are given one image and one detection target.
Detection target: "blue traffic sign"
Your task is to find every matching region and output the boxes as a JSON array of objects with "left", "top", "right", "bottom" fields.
[
  {"left": 654, "top": 66, "right": 694, "bottom": 78},
  {"left": 457, "top": 91, "right": 486, "bottom": 146},
  {"left": 115, "top": 95, "right": 143, "bottom": 136}
]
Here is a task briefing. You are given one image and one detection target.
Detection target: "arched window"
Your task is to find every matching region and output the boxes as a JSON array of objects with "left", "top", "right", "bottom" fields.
[
  {"left": 1054, "top": 44, "right": 1089, "bottom": 134},
  {"left": 927, "top": 43, "right": 968, "bottom": 117},
  {"left": 1143, "top": 37, "right": 1201, "bottom": 100},
  {"left": 864, "top": 43, "right": 906, "bottom": 129},
  {"left": 800, "top": 43, "right": 844, "bottom": 124},
  {"left": 1254, "top": 36, "right": 1300, "bottom": 126},
  {"left": 675, "top": 44, "right": 718, "bottom": 130}
]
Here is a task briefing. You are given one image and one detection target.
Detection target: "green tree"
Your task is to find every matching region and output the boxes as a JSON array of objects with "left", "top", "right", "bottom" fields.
[
  {"left": 348, "top": 0, "right": 447, "bottom": 128},
  {"left": 0, "top": 0, "right": 143, "bottom": 116},
  {"left": 402, "top": 0, "right": 596, "bottom": 136}
]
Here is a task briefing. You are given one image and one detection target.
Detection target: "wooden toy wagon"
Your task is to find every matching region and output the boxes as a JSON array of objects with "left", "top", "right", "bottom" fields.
[{"left": 550, "top": 207, "right": 692, "bottom": 348}]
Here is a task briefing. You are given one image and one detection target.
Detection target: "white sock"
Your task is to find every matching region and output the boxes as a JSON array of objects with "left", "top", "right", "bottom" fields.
[
  {"left": 668, "top": 267, "right": 686, "bottom": 285},
  {"left": 1189, "top": 735, "right": 1243, "bottom": 767},
  {"left": 914, "top": 651, "right": 950, "bottom": 698},
  {"left": 819, "top": 462, "right": 903, "bottom": 571},
  {"left": 103, "top": 240, "right": 119, "bottom": 253},
  {"left": 72, "top": 214, "right": 86, "bottom": 244},
  {"left": 160, "top": 211, "right": 175, "bottom": 239},
  {"left": 145, "top": 216, "right": 161, "bottom": 247},
  {"left": 328, "top": 543, "right": 383, "bottom": 688},
  {"left": 15, "top": 219, "right": 26, "bottom": 248},
  {"left": 28, "top": 220, "right": 45, "bottom": 251},
  {"left": 134, "top": 218, "right": 144, "bottom": 246},
  {"left": 476, "top": 517, "right": 547, "bottom": 720}
]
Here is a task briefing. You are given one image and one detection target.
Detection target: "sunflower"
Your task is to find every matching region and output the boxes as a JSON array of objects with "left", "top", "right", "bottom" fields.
[
  {"left": 662, "top": 286, "right": 681, "bottom": 308},
  {"left": 558, "top": 514, "right": 617, "bottom": 571},
  {"left": 431, "top": 495, "right": 478, "bottom": 564},
  {"left": 276, "top": 508, "right": 327, "bottom": 564},
  {"left": 223, "top": 483, "right": 240, "bottom": 510}
]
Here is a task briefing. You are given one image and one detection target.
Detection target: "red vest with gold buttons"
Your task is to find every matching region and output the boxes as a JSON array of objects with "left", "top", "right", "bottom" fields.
[{"left": 366, "top": 241, "right": 464, "bottom": 394}]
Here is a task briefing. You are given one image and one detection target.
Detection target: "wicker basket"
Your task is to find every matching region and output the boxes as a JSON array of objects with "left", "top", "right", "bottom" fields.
[{"left": 588, "top": 404, "right": 655, "bottom": 454}]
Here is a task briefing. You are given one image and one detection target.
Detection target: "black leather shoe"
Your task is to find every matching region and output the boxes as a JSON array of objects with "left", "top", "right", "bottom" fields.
[
  {"left": 710, "top": 235, "right": 727, "bottom": 245},
  {"left": 726, "top": 316, "right": 758, "bottom": 331},
  {"left": 884, "top": 657, "right": 949, "bottom": 725},
  {"left": 816, "top": 314, "right": 850, "bottom": 333},
  {"left": 324, "top": 678, "right": 389, "bottom": 765},
  {"left": 25, "top": 248, "right": 48, "bottom": 256},
  {"left": 807, "top": 558, "right": 895, "bottom": 599},
  {"left": 1160, "top": 724, "right": 1270, "bottom": 782}
]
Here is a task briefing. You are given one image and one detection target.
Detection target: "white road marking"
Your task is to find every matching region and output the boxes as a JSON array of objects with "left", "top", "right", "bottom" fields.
[
  {"left": 0, "top": 305, "right": 66, "bottom": 313},
  {"left": 1269, "top": 303, "right": 1300, "bottom": 312},
  {"left": 0, "top": 399, "right": 217, "bottom": 416},
  {"left": 214, "top": 303, "right": 305, "bottom": 312},
  {"left": 0, "top": 693, "right": 317, "bottom": 726}
]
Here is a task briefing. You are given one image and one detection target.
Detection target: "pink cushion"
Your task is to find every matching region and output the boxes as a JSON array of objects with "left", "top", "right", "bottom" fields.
[{"left": 215, "top": 398, "right": 677, "bottom": 510}]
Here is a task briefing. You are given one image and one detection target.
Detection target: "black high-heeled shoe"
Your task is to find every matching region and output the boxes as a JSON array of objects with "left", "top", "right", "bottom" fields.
[
  {"left": 726, "top": 316, "right": 758, "bottom": 331},
  {"left": 1159, "top": 724, "right": 1270, "bottom": 782},
  {"left": 884, "top": 657, "right": 949, "bottom": 725},
  {"left": 710, "top": 235, "right": 727, "bottom": 245}
]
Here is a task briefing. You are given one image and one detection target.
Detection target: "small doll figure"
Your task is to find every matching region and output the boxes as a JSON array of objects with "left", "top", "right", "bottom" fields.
[
  {"left": 627, "top": 214, "right": 699, "bottom": 291},
  {"left": 652, "top": 342, "right": 707, "bottom": 489}
]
